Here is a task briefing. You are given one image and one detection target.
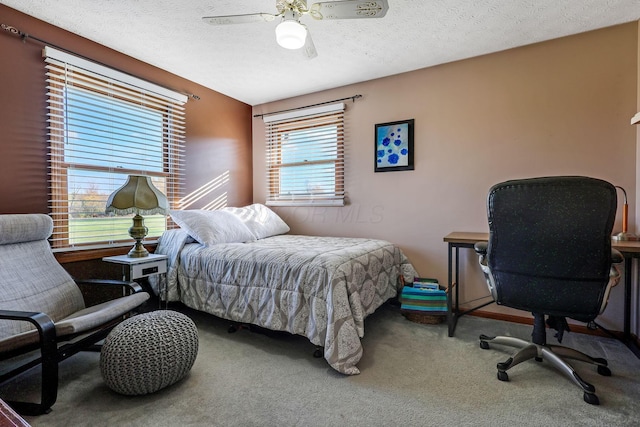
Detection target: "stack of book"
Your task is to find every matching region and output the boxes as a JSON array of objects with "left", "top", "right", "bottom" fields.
[
  {"left": 412, "top": 277, "right": 441, "bottom": 290},
  {"left": 399, "top": 277, "right": 448, "bottom": 315}
]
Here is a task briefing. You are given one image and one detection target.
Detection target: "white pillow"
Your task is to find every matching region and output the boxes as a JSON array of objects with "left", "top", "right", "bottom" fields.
[
  {"left": 169, "top": 209, "right": 254, "bottom": 246},
  {"left": 223, "top": 204, "right": 290, "bottom": 240}
]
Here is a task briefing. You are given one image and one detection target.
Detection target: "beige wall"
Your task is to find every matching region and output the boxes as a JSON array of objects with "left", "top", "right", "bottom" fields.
[{"left": 253, "top": 22, "right": 639, "bottom": 332}]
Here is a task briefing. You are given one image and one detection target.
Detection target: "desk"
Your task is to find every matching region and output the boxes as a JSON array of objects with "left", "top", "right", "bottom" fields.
[{"left": 444, "top": 232, "right": 640, "bottom": 357}]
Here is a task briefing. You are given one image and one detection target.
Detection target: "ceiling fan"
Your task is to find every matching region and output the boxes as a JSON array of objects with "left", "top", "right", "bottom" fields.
[{"left": 202, "top": 0, "right": 389, "bottom": 59}]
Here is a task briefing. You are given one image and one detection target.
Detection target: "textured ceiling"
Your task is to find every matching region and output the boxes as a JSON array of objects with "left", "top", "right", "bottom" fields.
[{"left": 2, "top": 0, "right": 639, "bottom": 105}]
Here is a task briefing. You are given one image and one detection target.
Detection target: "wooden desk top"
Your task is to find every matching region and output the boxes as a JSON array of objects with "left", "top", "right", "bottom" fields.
[
  {"left": 443, "top": 232, "right": 488, "bottom": 244},
  {"left": 611, "top": 239, "right": 640, "bottom": 254},
  {"left": 444, "top": 232, "right": 640, "bottom": 254}
]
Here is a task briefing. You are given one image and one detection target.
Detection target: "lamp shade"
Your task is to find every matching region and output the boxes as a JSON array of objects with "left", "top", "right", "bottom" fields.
[
  {"left": 276, "top": 19, "right": 307, "bottom": 49},
  {"left": 105, "top": 175, "right": 169, "bottom": 215}
]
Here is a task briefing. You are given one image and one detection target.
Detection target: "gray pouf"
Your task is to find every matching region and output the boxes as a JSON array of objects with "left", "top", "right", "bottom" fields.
[{"left": 100, "top": 310, "right": 199, "bottom": 395}]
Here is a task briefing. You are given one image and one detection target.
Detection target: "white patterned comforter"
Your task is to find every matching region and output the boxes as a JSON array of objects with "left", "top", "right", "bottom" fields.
[{"left": 152, "top": 230, "right": 417, "bottom": 375}]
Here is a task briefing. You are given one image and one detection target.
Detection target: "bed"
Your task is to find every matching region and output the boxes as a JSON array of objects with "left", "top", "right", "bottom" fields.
[{"left": 151, "top": 205, "right": 417, "bottom": 375}]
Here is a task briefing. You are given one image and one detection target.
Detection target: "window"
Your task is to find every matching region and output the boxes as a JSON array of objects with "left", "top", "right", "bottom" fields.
[
  {"left": 264, "top": 103, "right": 345, "bottom": 206},
  {"left": 44, "top": 47, "right": 186, "bottom": 250}
]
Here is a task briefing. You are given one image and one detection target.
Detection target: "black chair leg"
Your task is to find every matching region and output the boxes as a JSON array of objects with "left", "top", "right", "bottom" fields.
[
  {"left": 540, "top": 346, "right": 599, "bottom": 405},
  {"left": 479, "top": 333, "right": 604, "bottom": 405},
  {"left": 5, "top": 348, "right": 58, "bottom": 415}
]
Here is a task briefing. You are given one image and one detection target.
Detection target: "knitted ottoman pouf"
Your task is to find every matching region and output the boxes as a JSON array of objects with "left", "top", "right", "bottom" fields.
[{"left": 100, "top": 310, "right": 199, "bottom": 395}]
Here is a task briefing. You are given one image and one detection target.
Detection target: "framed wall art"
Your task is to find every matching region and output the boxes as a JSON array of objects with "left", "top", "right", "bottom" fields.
[{"left": 374, "top": 119, "right": 414, "bottom": 172}]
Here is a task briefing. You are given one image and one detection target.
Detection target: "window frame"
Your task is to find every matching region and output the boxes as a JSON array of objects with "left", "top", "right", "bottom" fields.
[
  {"left": 264, "top": 103, "right": 345, "bottom": 207},
  {"left": 44, "top": 46, "right": 186, "bottom": 251}
]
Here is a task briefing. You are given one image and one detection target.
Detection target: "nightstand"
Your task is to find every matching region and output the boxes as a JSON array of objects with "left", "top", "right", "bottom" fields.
[{"left": 103, "top": 254, "right": 169, "bottom": 308}]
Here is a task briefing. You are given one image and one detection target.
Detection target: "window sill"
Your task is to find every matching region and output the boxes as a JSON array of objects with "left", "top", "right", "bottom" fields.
[
  {"left": 266, "top": 199, "right": 345, "bottom": 207},
  {"left": 54, "top": 242, "right": 158, "bottom": 264}
]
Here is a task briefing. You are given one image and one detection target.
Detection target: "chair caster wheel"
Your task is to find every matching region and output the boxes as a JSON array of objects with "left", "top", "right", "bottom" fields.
[
  {"left": 313, "top": 347, "right": 323, "bottom": 358},
  {"left": 497, "top": 371, "right": 509, "bottom": 382},
  {"left": 584, "top": 392, "right": 600, "bottom": 405},
  {"left": 480, "top": 340, "right": 490, "bottom": 350},
  {"left": 597, "top": 365, "right": 611, "bottom": 376}
]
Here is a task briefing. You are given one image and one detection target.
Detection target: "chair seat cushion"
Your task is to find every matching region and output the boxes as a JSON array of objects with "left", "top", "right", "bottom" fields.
[
  {"left": 0, "top": 293, "right": 150, "bottom": 354},
  {"left": 100, "top": 310, "right": 199, "bottom": 395},
  {"left": 56, "top": 292, "right": 150, "bottom": 335}
]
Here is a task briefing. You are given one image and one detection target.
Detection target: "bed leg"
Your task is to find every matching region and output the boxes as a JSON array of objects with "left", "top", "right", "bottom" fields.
[
  {"left": 313, "top": 346, "right": 323, "bottom": 358},
  {"left": 228, "top": 323, "right": 253, "bottom": 333}
]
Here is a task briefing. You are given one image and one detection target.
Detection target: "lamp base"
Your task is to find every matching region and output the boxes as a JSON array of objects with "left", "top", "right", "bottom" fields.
[
  {"left": 127, "top": 214, "right": 149, "bottom": 258},
  {"left": 612, "top": 232, "right": 640, "bottom": 241},
  {"left": 128, "top": 240, "right": 150, "bottom": 258}
]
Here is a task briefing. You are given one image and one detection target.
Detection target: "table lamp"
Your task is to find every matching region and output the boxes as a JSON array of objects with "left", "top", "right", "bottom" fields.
[
  {"left": 105, "top": 175, "right": 169, "bottom": 257},
  {"left": 612, "top": 185, "right": 637, "bottom": 241}
]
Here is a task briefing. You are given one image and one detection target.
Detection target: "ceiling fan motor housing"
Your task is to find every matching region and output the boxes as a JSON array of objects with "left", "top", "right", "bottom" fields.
[{"left": 276, "top": 10, "right": 307, "bottom": 49}]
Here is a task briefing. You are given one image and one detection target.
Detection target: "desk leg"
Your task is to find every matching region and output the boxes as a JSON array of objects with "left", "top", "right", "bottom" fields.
[
  {"left": 621, "top": 255, "right": 640, "bottom": 358},
  {"left": 447, "top": 243, "right": 459, "bottom": 337},
  {"left": 446, "top": 242, "right": 494, "bottom": 338},
  {"left": 624, "top": 255, "right": 632, "bottom": 342},
  {"left": 455, "top": 246, "right": 460, "bottom": 315}
]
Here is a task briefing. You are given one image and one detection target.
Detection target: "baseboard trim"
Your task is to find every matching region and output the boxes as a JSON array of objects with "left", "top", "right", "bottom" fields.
[{"left": 465, "top": 308, "right": 640, "bottom": 346}]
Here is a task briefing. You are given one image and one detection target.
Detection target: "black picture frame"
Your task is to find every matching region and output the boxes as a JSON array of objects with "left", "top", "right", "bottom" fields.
[{"left": 374, "top": 119, "right": 414, "bottom": 172}]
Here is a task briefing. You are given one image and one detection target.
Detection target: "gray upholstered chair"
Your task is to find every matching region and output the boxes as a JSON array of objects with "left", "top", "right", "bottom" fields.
[
  {"left": 0, "top": 214, "right": 150, "bottom": 415},
  {"left": 474, "top": 176, "right": 623, "bottom": 405}
]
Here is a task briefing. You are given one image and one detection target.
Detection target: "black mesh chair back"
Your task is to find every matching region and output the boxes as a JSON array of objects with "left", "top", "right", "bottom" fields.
[{"left": 486, "top": 176, "right": 616, "bottom": 321}]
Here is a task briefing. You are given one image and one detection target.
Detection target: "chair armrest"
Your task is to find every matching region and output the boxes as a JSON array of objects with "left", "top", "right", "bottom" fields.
[
  {"left": 0, "top": 310, "right": 57, "bottom": 355},
  {"left": 611, "top": 249, "right": 623, "bottom": 264},
  {"left": 75, "top": 279, "right": 147, "bottom": 308},
  {"left": 0, "top": 310, "right": 59, "bottom": 414},
  {"left": 473, "top": 241, "right": 497, "bottom": 300},
  {"left": 74, "top": 279, "right": 145, "bottom": 294},
  {"left": 474, "top": 241, "right": 488, "bottom": 255},
  {"left": 598, "top": 249, "right": 625, "bottom": 313}
]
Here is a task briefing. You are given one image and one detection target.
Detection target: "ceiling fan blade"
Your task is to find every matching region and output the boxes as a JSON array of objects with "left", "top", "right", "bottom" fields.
[
  {"left": 308, "top": 0, "right": 388, "bottom": 20},
  {"left": 302, "top": 28, "right": 318, "bottom": 59},
  {"left": 202, "top": 13, "right": 278, "bottom": 25}
]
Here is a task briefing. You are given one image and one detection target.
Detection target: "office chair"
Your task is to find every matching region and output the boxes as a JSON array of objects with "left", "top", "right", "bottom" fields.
[{"left": 474, "top": 176, "right": 623, "bottom": 405}]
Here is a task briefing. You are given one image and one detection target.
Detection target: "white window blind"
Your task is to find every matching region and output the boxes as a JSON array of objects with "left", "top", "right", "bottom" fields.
[
  {"left": 264, "top": 103, "right": 345, "bottom": 206},
  {"left": 44, "top": 46, "right": 186, "bottom": 250}
]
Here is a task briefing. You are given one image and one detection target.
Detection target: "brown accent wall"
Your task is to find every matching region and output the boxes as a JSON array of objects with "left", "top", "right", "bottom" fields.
[
  {"left": 253, "top": 23, "right": 639, "bottom": 332},
  {"left": 0, "top": 4, "right": 252, "bottom": 219},
  {"left": 0, "top": 5, "right": 252, "bottom": 269}
]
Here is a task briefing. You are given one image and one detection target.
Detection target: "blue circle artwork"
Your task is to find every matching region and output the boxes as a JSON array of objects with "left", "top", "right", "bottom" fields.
[{"left": 376, "top": 123, "right": 409, "bottom": 167}]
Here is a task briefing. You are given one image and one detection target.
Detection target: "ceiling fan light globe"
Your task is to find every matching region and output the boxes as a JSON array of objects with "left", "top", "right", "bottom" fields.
[{"left": 276, "top": 20, "right": 307, "bottom": 49}]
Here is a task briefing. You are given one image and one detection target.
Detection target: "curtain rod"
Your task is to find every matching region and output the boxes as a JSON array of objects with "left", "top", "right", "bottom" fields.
[
  {"left": 1, "top": 23, "right": 200, "bottom": 101},
  {"left": 253, "top": 94, "right": 362, "bottom": 118}
]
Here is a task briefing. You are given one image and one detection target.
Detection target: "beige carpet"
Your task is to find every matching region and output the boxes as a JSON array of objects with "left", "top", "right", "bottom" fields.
[{"left": 5, "top": 303, "right": 640, "bottom": 427}]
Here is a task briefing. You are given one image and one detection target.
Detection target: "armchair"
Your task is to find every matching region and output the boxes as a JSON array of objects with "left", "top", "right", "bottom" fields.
[
  {"left": 0, "top": 214, "right": 150, "bottom": 415},
  {"left": 474, "top": 176, "right": 623, "bottom": 405}
]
